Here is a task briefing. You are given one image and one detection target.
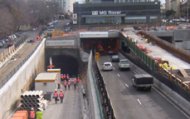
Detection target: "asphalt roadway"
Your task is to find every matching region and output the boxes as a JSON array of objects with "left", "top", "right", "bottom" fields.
[{"left": 98, "top": 55, "right": 189, "bottom": 119}]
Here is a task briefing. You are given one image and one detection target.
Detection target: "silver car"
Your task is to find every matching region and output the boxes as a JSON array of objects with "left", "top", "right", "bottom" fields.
[
  {"left": 102, "top": 62, "right": 113, "bottom": 71},
  {"left": 118, "top": 59, "right": 130, "bottom": 70}
]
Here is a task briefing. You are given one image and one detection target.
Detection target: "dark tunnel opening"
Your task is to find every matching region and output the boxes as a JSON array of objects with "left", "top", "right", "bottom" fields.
[{"left": 47, "top": 55, "right": 79, "bottom": 78}]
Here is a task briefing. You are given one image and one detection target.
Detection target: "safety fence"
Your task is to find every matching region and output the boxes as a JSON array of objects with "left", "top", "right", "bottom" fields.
[
  {"left": 126, "top": 38, "right": 156, "bottom": 71},
  {"left": 87, "top": 51, "right": 115, "bottom": 119},
  {"left": 121, "top": 34, "right": 190, "bottom": 102},
  {"left": 92, "top": 59, "right": 115, "bottom": 119},
  {"left": 92, "top": 52, "right": 115, "bottom": 119}
]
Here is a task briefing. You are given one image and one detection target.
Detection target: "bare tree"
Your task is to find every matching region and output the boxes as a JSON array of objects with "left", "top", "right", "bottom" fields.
[{"left": 0, "top": 0, "right": 60, "bottom": 37}]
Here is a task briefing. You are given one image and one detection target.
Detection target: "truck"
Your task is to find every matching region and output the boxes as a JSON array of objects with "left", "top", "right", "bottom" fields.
[{"left": 132, "top": 74, "right": 154, "bottom": 91}]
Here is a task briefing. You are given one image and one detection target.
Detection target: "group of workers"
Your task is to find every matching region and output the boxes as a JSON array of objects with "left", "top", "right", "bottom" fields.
[
  {"left": 63, "top": 77, "right": 80, "bottom": 90},
  {"left": 53, "top": 74, "right": 81, "bottom": 104},
  {"left": 53, "top": 89, "right": 64, "bottom": 103}
]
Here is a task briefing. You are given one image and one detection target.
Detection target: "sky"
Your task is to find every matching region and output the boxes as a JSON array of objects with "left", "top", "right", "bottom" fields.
[{"left": 160, "top": 0, "right": 165, "bottom": 4}]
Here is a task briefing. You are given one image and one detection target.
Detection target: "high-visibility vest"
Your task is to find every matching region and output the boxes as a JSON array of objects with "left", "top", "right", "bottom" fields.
[
  {"left": 77, "top": 78, "right": 80, "bottom": 83},
  {"left": 30, "top": 110, "right": 35, "bottom": 118},
  {"left": 66, "top": 75, "right": 69, "bottom": 79},
  {"left": 64, "top": 81, "right": 67, "bottom": 86},
  {"left": 59, "top": 92, "right": 64, "bottom": 97},
  {"left": 74, "top": 79, "right": 77, "bottom": 84},
  {"left": 53, "top": 92, "right": 58, "bottom": 97},
  {"left": 63, "top": 74, "right": 66, "bottom": 79}
]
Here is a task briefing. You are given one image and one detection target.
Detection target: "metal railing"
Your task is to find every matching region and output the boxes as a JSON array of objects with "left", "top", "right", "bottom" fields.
[{"left": 87, "top": 51, "right": 115, "bottom": 119}]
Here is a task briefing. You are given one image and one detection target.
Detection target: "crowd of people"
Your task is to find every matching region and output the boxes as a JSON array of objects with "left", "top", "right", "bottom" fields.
[{"left": 53, "top": 74, "right": 81, "bottom": 104}]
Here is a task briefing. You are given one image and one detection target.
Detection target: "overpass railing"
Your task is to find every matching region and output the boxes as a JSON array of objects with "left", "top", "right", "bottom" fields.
[{"left": 87, "top": 51, "right": 115, "bottom": 119}]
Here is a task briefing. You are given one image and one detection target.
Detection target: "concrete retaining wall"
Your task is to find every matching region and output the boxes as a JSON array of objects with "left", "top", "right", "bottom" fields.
[
  {"left": 87, "top": 52, "right": 101, "bottom": 119},
  {"left": 0, "top": 39, "right": 46, "bottom": 119}
]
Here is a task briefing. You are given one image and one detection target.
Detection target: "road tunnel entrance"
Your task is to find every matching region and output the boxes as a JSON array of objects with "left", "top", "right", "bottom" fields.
[
  {"left": 81, "top": 38, "right": 119, "bottom": 54},
  {"left": 46, "top": 55, "right": 79, "bottom": 77}
]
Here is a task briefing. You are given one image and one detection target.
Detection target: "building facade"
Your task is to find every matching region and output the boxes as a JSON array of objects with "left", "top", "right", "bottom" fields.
[
  {"left": 73, "top": 1, "right": 160, "bottom": 24},
  {"left": 165, "top": 0, "right": 171, "bottom": 11},
  {"left": 171, "top": 0, "right": 180, "bottom": 17},
  {"left": 180, "top": 0, "right": 190, "bottom": 18}
]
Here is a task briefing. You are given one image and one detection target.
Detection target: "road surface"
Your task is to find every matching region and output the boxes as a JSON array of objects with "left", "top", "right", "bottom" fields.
[
  {"left": 43, "top": 86, "right": 82, "bottom": 119},
  {"left": 98, "top": 55, "right": 189, "bottom": 119}
]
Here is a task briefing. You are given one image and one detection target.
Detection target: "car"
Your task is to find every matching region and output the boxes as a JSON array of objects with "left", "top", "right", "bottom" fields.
[
  {"left": 102, "top": 62, "right": 113, "bottom": 71},
  {"left": 111, "top": 55, "right": 119, "bottom": 62},
  {"left": 118, "top": 59, "right": 130, "bottom": 70},
  {"left": 108, "top": 50, "right": 117, "bottom": 55}
]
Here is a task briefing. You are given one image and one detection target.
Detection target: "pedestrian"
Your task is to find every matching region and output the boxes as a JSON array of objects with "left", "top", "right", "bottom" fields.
[
  {"left": 59, "top": 90, "right": 64, "bottom": 103},
  {"left": 29, "top": 107, "right": 35, "bottom": 119},
  {"left": 64, "top": 80, "right": 67, "bottom": 90},
  {"left": 68, "top": 80, "right": 71, "bottom": 90},
  {"left": 77, "top": 76, "right": 81, "bottom": 84},
  {"left": 53, "top": 89, "right": 58, "bottom": 104},
  {"left": 66, "top": 74, "right": 70, "bottom": 81},
  {"left": 73, "top": 78, "right": 77, "bottom": 90}
]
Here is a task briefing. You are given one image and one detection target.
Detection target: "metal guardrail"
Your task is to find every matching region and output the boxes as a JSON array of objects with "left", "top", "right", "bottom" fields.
[
  {"left": 92, "top": 61, "right": 115, "bottom": 119},
  {"left": 87, "top": 51, "right": 115, "bottom": 119},
  {"left": 87, "top": 51, "right": 102, "bottom": 119}
]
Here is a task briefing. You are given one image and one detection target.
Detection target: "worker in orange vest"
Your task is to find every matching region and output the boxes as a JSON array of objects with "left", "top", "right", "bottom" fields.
[
  {"left": 73, "top": 78, "right": 77, "bottom": 90},
  {"left": 66, "top": 74, "right": 70, "bottom": 81},
  {"left": 29, "top": 107, "right": 35, "bottom": 119},
  {"left": 59, "top": 90, "right": 64, "bottom": 103},
  {"left": 77, "top": 77, "right": 81, "bottom": 84},
  {"left": 64, "top": 80, "right": 67, "bottom": 90},
  {"left": 68, "top": 80, "right": 71, "bottom": 90},
  {"left": 53, "top": 89, "right": 58, "bottom": 103}
]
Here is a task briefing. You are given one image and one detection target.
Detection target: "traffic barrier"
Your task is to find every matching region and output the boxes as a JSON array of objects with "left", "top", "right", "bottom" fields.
[{"left": 91, "top": 53, "right": 115, "bottom": 119}]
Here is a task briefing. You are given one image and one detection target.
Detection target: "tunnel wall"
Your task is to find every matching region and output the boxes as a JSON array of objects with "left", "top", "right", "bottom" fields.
[{"left": 0, "top": 39, "right": 45, "bottom": 119}]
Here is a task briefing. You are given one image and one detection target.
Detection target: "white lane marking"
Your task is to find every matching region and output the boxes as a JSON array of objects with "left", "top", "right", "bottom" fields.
[
  {"left": 137, "top": 99, "right": 142, "bottom": 105},
  {"left": 125, "top": 83, "right": 129, "bottom": 88},
  {"left": 117, "top": 73, "right": 120, "bottom": 77}
]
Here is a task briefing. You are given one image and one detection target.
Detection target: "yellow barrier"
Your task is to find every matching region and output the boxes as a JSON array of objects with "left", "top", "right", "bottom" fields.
[{"left": 95, "top": 52, "right": 100, "bottom": 61}]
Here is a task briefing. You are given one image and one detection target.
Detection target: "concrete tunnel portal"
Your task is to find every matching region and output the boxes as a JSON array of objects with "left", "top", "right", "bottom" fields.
[
  {"left": 52, "top": 55, "right": 79, "bottom": 77},
  {"left": 45, "top": 48, "right": 79, "bottom": 77}
]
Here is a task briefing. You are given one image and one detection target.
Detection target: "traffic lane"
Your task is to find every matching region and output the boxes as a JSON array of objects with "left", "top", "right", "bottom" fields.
[
  {"left": 114, "top": 64, "right": 188, "bottom": 119},
  {"left": 43, "top": 88, "right": 81, "bottom": 119},
  {"left": 99, "top": 56, "right": 188, "bottom": 119}
]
